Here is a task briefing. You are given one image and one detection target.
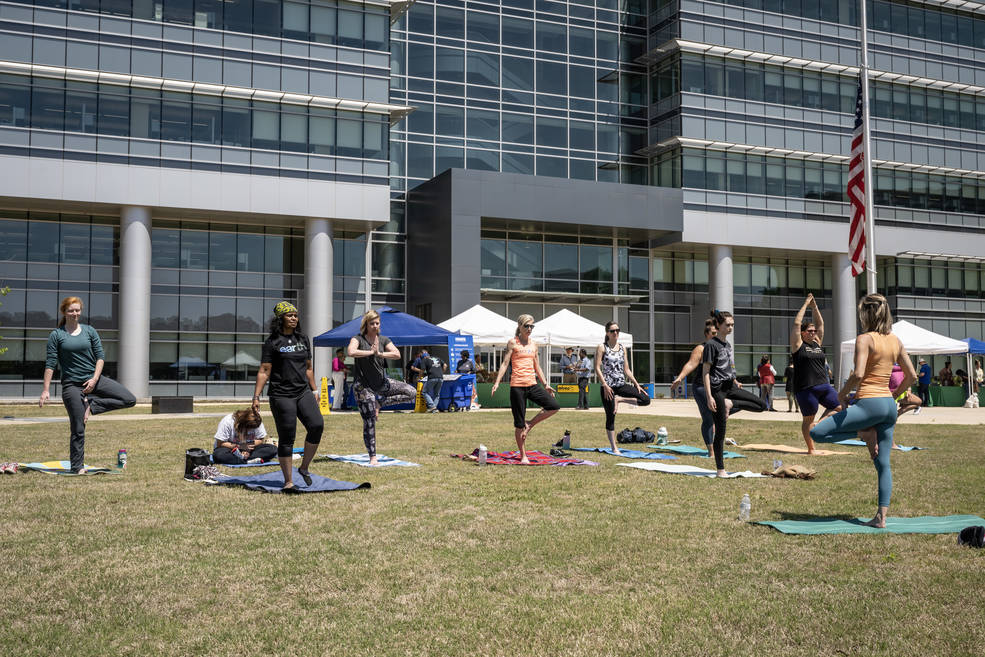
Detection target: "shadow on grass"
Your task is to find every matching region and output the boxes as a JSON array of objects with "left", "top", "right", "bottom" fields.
[{"left": 770, "top": 510, "right": 860, "bottom": 523}]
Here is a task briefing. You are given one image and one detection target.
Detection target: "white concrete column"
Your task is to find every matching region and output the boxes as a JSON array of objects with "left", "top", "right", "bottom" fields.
[
  {"left": 364, "top": 232, "right": 373, "bottom": 313},
  {"left": 709, "top": 244, "right": 734, "bottom": 346},
  {"left": 305, "top": 218, "right": 333, "bottom": 384},
  {"left": 832, "top": 253, "right": 857, "bottom": 387},
  {"left": 118, "top": 206, "right": 152, "bottom": 399}
]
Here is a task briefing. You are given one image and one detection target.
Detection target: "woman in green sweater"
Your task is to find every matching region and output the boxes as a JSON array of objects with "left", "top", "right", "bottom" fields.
[{"left": 39, "top": 296, "right": 136, "bottom": 473}]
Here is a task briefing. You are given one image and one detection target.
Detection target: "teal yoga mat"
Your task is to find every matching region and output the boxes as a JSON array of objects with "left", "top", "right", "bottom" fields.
[
  {"left": 833, "top": 439, "right": 924, "bottom": 451},
  {"left": 758, "top": 514, "right": 984, "bottom": 535},
  {"left": 646, "top": 444, "right": 745, "bottom": 459}
]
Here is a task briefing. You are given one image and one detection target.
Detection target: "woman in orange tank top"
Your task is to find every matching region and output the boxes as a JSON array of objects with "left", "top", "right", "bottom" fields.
[
  {"left": 810, "top": 294, "right": 917, "bottom": 527},
  {"left": 491, "top": 314, "right": 560, "bottom": 464}
]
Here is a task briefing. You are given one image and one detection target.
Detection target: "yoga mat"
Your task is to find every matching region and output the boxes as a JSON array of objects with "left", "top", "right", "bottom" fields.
[
  {"left": 452, "top": 449, "right": 598, "bottom": 466},
  {"left": 646, "top": 444, "right": 745, "bottom": 459},
  {"left": 833, "top": 439, "right": 924, "bottom": 452},
  {"left": 758, "top": 514, "right": 985, "bottom": 535},
  {"left": 211, "top": 468, "right": 370, "bottom": 493},
  {"left": 740, "top": 443, "right": 852, "bottom": 456},
  {"left": 569, "top": 447, "right": 677, "bottom": 460},
  {"left": 616, "top": 462, "right": 767, "bottom": 478},
  {"left": 17, "top": 460, "right": 121, "bottom": 475},
  {"left": 314, "top": 453, "right": 420, "bottom": 467}
]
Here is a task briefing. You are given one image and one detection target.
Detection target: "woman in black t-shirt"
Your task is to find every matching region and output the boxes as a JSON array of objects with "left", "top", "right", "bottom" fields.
[
  {"left": 253, "top": 301, "right": 323, "bottom": 492},
  {"left": 790, "top": 294, "right": 841, "bottom": 454},
  {"left": 347, "top": 309, "right": 416, "bottom": 465}
]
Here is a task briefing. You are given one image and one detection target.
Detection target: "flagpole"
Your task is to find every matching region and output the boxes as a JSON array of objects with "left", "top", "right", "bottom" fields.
[{"left": 859, "top": 0, "right": 877, "bottom": 294}]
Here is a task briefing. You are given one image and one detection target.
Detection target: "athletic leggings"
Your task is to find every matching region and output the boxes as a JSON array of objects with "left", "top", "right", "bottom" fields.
[
  {"left": 212, "top": 444, "right": 278, "bottom": 464},
  {"left": 269, "top": 391, "right": 323, "bottom": 457},
  {"left": 61, "top": 377, "right": 136, "bottom": 472},
  {"left": 601, "top": 383, "right": 651, "bottom": 431},
  {"left": 810, "top": 396, "right": 898, "bottom": 507},
  {"left": 353, "top": 378, "right": 416, "bottom": 457},
  {"left": 709, "top": 378, "right": 767, "bottom": 469}
]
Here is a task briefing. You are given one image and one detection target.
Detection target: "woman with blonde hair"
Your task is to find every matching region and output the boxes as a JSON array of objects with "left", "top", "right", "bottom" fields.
[
  {"left": 348, "top": 309, "right": 416, "bottom": 465},
  {"left": 811, "top": 294, "right": 917, "bottom": 528},
  {"left": 491, "top": 314, "right": 560, "bottom": 464},
  {"left": 39, "top": 296, "right": 136, "bottom": 473}
]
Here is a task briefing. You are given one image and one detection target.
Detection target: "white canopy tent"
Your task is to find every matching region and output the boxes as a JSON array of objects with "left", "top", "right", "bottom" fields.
[
  {"left": 221, "top": 351, "right": 262, "bottom": 370},
  {"left": 533, "top": 308, "right": 633, "bottom": 349},
  {"left": 838, "top": 319, "right": 970, "bottom": 388},
  {"left": 436, "top": 304, "right": 516, "bottom": 345}
]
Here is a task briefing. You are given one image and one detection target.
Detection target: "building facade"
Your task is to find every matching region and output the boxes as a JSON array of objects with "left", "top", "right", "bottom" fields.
[{"left": 2, "top": 0, "right": 985, "bottom": 397}]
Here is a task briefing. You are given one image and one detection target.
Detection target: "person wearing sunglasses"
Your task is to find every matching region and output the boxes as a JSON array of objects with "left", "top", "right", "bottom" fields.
[
  {"left": 595, "top": 321, "right": 650, "bottom": 454},
  {"left": 491, "top": 314, "right": 559, "bottom": 464},
  {"left": 671, "top": 318, "right": 733, "bottom": 457},
  {"left": 790, "top": 293, "right": 842, "bottom": 454}
]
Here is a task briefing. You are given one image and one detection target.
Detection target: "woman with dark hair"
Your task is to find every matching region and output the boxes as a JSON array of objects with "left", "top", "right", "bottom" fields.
[
  {"left": 702, "top": 309, "right": 768, "bottom": 476},
  {"left": 757, "top": 355, "right": 777, "bottom": 411},
  {"left": 212, "top": 408, "right": 277, "bottom": 464},
  {"left": 790, "top": 294, "right": 841, "bottom": 453},
  {"left": 596, "top": 320, "right": 650, "bottom": 454},
  {"left": 672, "top": 319, "right": 732, "bottom": 456},
  {"left": 811, "top": 294, "right": 916, "bottom": 527},
  {"left": 39, "top": 296, "right": 136, "bottom": 473},
  {"left": 491, "top": 314, "right": 559, "bottom": 464},
  {"left": 253, "top": 301, "right": 322, "bottom": 491},
  {"left": 347, "top": 309, "right": 416, "bottom": 465},
  {"left": 576, "top": 348, "right": 592, "bottom": 410}
]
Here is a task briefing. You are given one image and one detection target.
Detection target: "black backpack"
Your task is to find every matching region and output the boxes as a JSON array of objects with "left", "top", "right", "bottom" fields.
[
  {"left": 958, "top": 525, "right": 985, "bottom": 548},
  {"left": 184, "top": 448, "right": 211, "bottom": 480}
]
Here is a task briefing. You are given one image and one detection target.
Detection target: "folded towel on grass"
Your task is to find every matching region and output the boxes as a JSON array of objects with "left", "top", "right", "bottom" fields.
[
  {"left": 616, "top": 462, "right": 766, "bottom": 478},
  {"left": 758, "top": 514, "right": 985, "bottom": 535},
  {"left": 17, "top": 460, "right": 120, "bottom": 475},
  {"left": 569, "top": 447, "right": 677, "bottom": 460},
  {"left": 833, "top": 439, "right": 924, "bottom": 452},
  {"left": 646, "top": 444, "right": 745, "bottom": 459},
  {"left": 210, "top": 468, "right": 370, "bottom": 493},
  {"left": 314, "top": 453, "right": 420, "bottom": 467},
  {"left": 452, "top": 449, "right": 598, "bottom": 466},
  {"left": 740, "top": 443, "right": 852, "bottom": 456}
]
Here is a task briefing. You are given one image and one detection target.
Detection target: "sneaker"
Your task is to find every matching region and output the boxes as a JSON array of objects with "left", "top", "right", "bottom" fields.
[
  {"left": 428, "top": 408, "right": 439, "bottom": 413},
  {"left": 247, "top": 457, "right": 262, "bottom": 464},
  {"left": 725, "top": 438, "right": 738, "bottom": 446},
  {"left": 913, "top": 407, "right": 921, "bottom": 415}
]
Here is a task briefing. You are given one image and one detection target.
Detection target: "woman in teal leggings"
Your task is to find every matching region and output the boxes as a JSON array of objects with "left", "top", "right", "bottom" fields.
[{"left": 810, "top": 294, "right": 916, "bottom": 528}]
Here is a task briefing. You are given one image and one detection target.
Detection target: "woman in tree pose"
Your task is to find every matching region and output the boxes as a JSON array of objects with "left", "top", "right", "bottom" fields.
[{"left": 597, "top": 320, "right": 650, "bottom": 454}]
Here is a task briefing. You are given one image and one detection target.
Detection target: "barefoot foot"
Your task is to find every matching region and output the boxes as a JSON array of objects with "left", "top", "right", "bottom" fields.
[
  {"left": 520, "top": 457, "right": 531, "bottom": 465},
  {"left": 716, "top": 469, "right": 728, "bottom": 478},
  {"left": 369, "top": 457, "right": 379, "bottom": 466}
]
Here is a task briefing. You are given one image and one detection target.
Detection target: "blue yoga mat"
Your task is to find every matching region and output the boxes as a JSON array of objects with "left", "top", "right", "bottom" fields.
[
  {"left": 833, "top": 439, "right": 924, "bottom": 452},
  {"left": 212, "top": 468, "right": 370, "bottom": 493},
  {"left": 569, "top": 447, "right": 677, "bottom": 460},
  {"left": 646, "top": 444, "right": 745, "bottom": 459},
  {"left": 758, "top": 514, "right": 984, "bottom": 535}
]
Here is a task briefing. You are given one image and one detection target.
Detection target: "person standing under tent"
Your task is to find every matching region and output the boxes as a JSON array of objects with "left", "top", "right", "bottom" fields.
[
  {"left": 347, "top": 310, "right": 417, "bottom": 465},
  {"left": 702, "top": 310, "right": 768, "bottom": 476},
  {"left": 575, "top": 348, "right": 592, "bottom": 410},
  {"left": 811, "top": 294, "right": 917, "bottom": 528},
  {"left": 331, "top": 348, "right": 348, "bottom": 411},
  {"left": 790, "top": 294, "right": 841, "bottom": 454},
  {"left": 917, "top": 357, "right": 931, "bottom": 407},
  {"left": 491, "top": 314, "right": 560, "bottom": 464},
  {"left": 39, "top": 296, "right": 137, "bottom": 473},
  {"left": 253, "top": 301, "right": 323, "bottom": 491},
  {"left": 560, "top": 346, "right": 578, "bottom": 384},
  {"left": 596, "top": 320, "right": 650, "bottom": 455},
  {"left": 421, "top": 351, "right": 447, "bottom": 413}
]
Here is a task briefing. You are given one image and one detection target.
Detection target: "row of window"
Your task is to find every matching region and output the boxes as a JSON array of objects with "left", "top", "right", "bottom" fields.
[
  {"left": 8, "top": 0, "right": 390, "bottom": 51},
  {"left": 655, "top": 53, "right": 985, "bottom": 133},
  {"left": 0, "top": 75, "right": 388, "bottom": 159}
]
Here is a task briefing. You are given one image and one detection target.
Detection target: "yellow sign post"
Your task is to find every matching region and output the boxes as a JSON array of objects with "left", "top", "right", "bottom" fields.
[{"left": 320, "top": 376, "right": 330, "bottom": 415}]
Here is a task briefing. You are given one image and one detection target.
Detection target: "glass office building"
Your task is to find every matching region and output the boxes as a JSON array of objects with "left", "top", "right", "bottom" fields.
[{"left": 1, "top": 0, "right": 985, "bottom": 397}]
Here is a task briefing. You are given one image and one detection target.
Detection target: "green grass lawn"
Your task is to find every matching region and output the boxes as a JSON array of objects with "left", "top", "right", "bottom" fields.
[{"left": 1, "top": 408, "right": 983, "bottom": 656}]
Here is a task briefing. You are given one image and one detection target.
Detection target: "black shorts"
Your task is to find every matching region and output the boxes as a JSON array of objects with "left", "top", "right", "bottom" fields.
[{"left": 509, "top": 384, "right": 560, "bottom": 428}]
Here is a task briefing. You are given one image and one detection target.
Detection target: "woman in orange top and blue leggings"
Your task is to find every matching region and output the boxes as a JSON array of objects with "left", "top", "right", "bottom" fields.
[
  {"left": 491, "top": 314, "right": 560, "bottom": 464},
  {"left": 811, "top": 294, "right": 917, "bottom": 528}
]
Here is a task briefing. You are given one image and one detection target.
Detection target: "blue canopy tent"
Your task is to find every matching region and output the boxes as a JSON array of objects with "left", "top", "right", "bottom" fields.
[
  {"left": 312, "top": 306, "right": 456, "bottom": 347},
  {"left": 962, "top": 337, "right": 985, "bottom": 354}
]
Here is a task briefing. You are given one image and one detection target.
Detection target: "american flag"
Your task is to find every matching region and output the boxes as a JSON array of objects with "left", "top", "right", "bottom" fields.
[{"left": 847, "top": 75, "right": 866, "bottom": 277}]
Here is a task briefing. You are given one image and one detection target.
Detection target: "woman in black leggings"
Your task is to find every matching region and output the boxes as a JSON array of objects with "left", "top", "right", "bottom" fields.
[
  {"left": 595, "top": 320, "right": 650, "bottom": 454},
  {"left": 701, "top": 310, "right": 767, "bottom": 476},
  {"left": 347, "top": 309, "right": 416, "bottom": 465},
  {"left": 253, "top": 301, "right": 323, "bottom": 491}
]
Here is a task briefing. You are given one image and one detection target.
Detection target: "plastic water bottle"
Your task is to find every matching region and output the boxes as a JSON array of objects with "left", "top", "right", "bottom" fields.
[
  {"left": 477, "top": 444, "right": 487, "bottom": 466},
  {"left": 561, "top": 430, "right": 571, "bottom": 449},
  {"left": 738, "top": 493, "right": 751, "bottom": 522},
  {"left": 656, "top": 427, "right": 668, "bottom": 445},
  {"left": 772, "top": 459, "right": 783, "bottom": 471},
  {"left": 117, "top": 449, "right": 127, "bottom": 469}
]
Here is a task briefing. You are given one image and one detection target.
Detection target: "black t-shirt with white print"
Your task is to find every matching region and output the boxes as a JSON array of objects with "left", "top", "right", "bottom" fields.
[
  {"left": 261, "top": 332, "right": 312, "bottom": 398},
  {"left": 702, "top": 337, "right": 735, "bottom": 387}
]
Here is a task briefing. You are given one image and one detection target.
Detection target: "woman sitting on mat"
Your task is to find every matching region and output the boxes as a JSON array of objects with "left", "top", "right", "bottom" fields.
[
  {"left": 671, "top": 319, "right": 733, "bottom": 457},
  {"left": 791, "top": 293, "right": 842, "bottom": 454},
  {"left": 811, "top": 294, "right": 917, "bottom": 528},
  {"left": 702, "top": 309, "right": 768, "bottom": 476},
  {"left": 39, "top": 296, "right": 136, "bottom": 474},
  {"left": 212, "top": 409, "right": 277, "bottom": 464},
  {"left": 596, "top": 320, "right": 650, "bottom": 454},
  {"left": 491, "top": 314, "right": 559, "bottom": 465},
  {"left": 348, "top": 309, "right": 417, "bottom": 466}
]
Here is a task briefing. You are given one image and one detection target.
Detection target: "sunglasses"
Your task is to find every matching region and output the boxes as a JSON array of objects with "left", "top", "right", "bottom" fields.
[
  {"left": 607, "top": 328, "right": 620, "bottom": 333},
  {"left": 523, "top": 324, "right": 535, "bottom": 329}
]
